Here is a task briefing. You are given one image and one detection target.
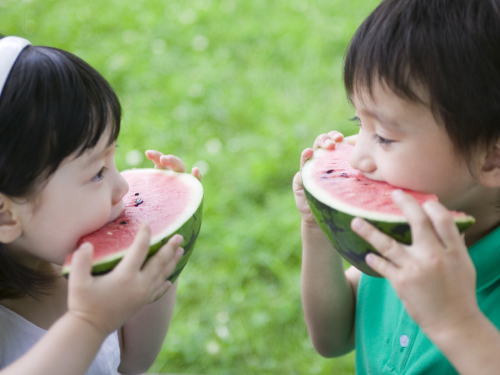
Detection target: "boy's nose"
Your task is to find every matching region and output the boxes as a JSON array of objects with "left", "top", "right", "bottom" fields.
[
  {"left": 112, "top": 172, "right": 129, "bottom": 205},
  {"left": 349, "top": 136, "right": 376, "bottom": 174}
]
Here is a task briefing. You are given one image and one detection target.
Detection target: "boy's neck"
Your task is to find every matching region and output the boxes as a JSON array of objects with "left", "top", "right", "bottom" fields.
[{"left": 463, "top": 206, "right": 500, "bottom": 247}]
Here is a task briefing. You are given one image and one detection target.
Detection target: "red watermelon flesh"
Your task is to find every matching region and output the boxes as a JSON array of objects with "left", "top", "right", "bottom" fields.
[
  {"left": 62, "top": 169, "right": 203, "bottom": 277},
  {"left": 303, "top": 142, "right": 468, "bottom": 221}
]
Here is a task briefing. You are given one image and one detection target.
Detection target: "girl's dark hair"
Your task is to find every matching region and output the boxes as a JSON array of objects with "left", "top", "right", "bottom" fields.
[
  {"left": 343, "top": 0, "right": 500, "bottom": 162},
  {"left": 0, "top": 37, "right": 121, "bottom": 300}
]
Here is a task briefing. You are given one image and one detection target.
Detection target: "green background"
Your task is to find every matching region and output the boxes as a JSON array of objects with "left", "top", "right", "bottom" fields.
[{"left": 0, "top": 0, "right": 379, "bottom": 373}]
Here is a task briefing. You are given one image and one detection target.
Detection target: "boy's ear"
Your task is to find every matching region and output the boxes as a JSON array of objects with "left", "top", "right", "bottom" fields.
[
  {"left": 0, "top": 194, "right": 23, "bottom": 243},
  {"left": 479, "top": 141, "right": 500, "bottom": 188}
]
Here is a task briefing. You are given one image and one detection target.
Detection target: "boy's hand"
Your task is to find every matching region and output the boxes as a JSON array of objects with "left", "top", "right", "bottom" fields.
[
  {"left": 293, "top": 131, "right": 346, "bottom": 225},
  {"left": 67, "top": 223, "right": 184, "bottom": 337},
  {"left": 145, "top": 150, "right": 201, "bottom": 181},
  {"left": 351, "top": 190, "right": 480, "bottom": 335}
]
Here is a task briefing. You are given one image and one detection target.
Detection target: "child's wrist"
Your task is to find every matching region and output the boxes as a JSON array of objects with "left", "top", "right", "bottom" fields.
[
  {"left": 301, "top": 219, "right": 321, "bottom": 231},
  {"left": 64, "top": 311, "right": 111, "bottom": 340},
  {"left": 424, "top": 309, "right": 485, "bottom": 347}
]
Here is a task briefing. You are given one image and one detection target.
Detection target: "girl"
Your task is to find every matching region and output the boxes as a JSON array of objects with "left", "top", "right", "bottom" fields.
[{"left": 0, "top": 36, "right": 200, "bottom": 374}]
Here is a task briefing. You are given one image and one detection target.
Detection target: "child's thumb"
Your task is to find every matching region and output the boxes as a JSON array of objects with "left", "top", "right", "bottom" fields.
[{"left": 69, "top": 242, "right": 94, "bottom": 283}]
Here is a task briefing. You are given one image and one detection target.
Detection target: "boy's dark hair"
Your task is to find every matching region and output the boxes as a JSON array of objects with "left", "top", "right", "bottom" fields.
[
  {"left": 343, "top": 0, "right": 500, "bottom": 162},
  {"left": 0, "top": 37, "right": 122, "bottom": 300}
]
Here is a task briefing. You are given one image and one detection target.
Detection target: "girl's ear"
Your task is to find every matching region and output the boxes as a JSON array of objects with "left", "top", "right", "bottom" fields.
[
  {"left": 0, "top": 194, "right": 23, "bottom": 243},
  {"left": 479, "top": 140, "right": 500, "bottom": 188}
]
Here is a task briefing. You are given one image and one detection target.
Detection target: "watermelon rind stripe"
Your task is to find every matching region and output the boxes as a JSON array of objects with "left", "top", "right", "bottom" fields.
[{"left": 61, "top": 170, "right": 203, "bottom": 282}]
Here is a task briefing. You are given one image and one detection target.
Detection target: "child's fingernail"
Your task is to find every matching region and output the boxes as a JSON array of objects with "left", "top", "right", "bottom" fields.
[
  {"left": 325, "top": 139, "right": 334, "bottom": 146},
  {"left": 365, "top": 253, "right": 375, "bottom": 264},
  {"left": 352, "top": 218, "right": 364, "bottom": 230},
  {"left": 174, "top": 235, "right": 183, "bottom": 245},
  {"left": 392, "top": 189, "right": 404, "bottom": 199},
  {"left": 177, "top": 248, "right": 185, "bottom": 256}
]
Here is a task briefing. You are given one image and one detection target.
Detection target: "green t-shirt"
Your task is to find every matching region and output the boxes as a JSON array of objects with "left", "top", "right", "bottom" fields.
[{"left": 355, "top": 225, "right": 500, "bottom": 374}]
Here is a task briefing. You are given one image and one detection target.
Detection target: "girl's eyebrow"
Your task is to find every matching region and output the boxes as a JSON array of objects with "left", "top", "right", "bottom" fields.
[{"left": 83, "top": 142, "right": 116, "bottom": 166}]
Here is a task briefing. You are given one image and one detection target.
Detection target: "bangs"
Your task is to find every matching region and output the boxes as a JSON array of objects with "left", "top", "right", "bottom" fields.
[
  {"left": 0, "top": 45, "right": 121, "bottom": 197},
  {"left": 343, "top": 0, "right": 500, "bottom": 159}
]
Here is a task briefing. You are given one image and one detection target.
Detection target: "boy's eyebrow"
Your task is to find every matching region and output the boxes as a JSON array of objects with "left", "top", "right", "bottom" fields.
[{"left": 357, "top": 108, "right": 403, "bottom": 131}]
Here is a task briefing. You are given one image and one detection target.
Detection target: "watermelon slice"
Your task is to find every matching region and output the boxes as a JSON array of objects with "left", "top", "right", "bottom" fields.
[
  {"left": 301, "top": 142, "right": 475, "bottom": 277},
  {"left": 62, "top": 169, "right": 203, "bottom": 282}
]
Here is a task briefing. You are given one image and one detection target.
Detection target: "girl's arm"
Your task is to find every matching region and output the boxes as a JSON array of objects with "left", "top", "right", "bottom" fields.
[
  {"left": 2, "top": 223, "right": 183, "bottom": 375},
  {"left": 116, "top": 151, "right": 200, "bottom": 374},
  {"left": 117, "top": 282, "right": 177, "bottom": 374},
  {"left": 294, "top": 131, "right": 359, "bottom": 357},
  {"left": 1, "top": 312, "right": 108, "bottom": 375}
]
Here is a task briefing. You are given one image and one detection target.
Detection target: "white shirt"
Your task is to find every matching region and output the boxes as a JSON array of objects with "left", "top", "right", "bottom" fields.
[{"left": 0, "top": 304, "right": 120, "bottom": 374}]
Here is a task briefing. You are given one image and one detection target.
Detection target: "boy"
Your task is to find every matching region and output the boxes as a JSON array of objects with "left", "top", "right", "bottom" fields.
[{"left": 293, "top": 0, "right": 500, "bottom": 373}]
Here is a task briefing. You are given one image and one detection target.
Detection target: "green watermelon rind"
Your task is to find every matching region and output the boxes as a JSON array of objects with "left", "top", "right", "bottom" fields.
[
  {"left": 302, "top": 175, "right": 475, "bottom": 278},
  {"left": 61, "top": 172, "right": 203, "bottom": 283}
]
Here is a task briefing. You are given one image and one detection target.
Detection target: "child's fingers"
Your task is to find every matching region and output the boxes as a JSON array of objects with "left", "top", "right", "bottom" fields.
[
  {"left": 365, "top": 252, "right": 395, "bottom": 278},
  {"left": 150, "top": 280, "right": 173, "bottom": 303},
  {"left": 313, "top": 134, "right": 338, "bottom": 150},
  {"left": 143, "top": 235, "right": 184, "bottom": 278},
  {"left": 119, "top": 222, "right": 151, "bottom": 271},
  {"left": 69, "top": 242, "right": 94, "bottom": 284},
  {"left": 191, "top": 167, "right": 201, "bottom": 181},
  {"left": 422, "top": 201, "right": 463, "bottom": 250},
  {"left": 159, "top": 155, "right": 186, "bottom": 172},
  {"left": 344, "top": 134, "right": 358, "bottom": 145},
  {"left": 351, "top": 218, "right": 410, "bottom": 266},
  {"left": 300, "top": 148, "right": 314, "bottom": 168},
  {"left": 145, "top": 150, "right": 163, "bottom": 168},
  {"left": 391, "top": 191, "right": 440, "bottom": 250},
  {"left": 327, "top": 131, "right": 344, "bottom": 142}
]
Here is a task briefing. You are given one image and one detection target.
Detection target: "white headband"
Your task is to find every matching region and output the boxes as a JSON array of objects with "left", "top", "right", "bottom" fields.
[{"left": 0, "top": 36, "right": 31, "bottom": 99}]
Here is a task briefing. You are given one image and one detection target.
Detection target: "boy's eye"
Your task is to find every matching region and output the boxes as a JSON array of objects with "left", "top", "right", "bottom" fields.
[
  {"left": 92, "top": 167, "right": 107, "bottom": 182},
  {"left": 349, "top": 116, "right": 362, "bottom": 127}
]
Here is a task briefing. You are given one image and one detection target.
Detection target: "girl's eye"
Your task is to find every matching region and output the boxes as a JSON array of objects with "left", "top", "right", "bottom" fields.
[
  {"left": 374, "top": 135, "right": 393, "bottom": 146},
  {"left": 92, "top": 167, "right": 107, "bottom": 182},
  {"left": 349, "top": 116, "right": 362, "bottom": 127}
]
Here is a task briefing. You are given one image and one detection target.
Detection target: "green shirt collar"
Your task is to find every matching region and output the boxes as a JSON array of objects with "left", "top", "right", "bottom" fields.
[{"left": 469, "top": 225, "right": 500, "bottom": 292}]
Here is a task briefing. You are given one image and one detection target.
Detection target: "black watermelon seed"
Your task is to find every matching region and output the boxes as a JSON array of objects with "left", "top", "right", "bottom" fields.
[
  {"left": 135, "top": 193, "right": 140, "bottom": 196},
  {"left": 326, "top": 169, "right": 335, "bottom": 174},
  {"left": 135, "top": 198, "right": 144, "bottom": 206},
  {"left": 340, "top": 173, "right": 349, "bottom": 177},
  {"left": 120, "top": 221, "right": 128, "bottom": 225}
]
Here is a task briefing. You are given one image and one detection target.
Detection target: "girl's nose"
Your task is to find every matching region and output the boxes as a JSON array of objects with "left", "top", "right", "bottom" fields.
[
  {"left": 112, "top": 172, "right": 129, "bottom": 205},
  {"left": 349, "top": 134, "right": 376, "bottom": 174}
]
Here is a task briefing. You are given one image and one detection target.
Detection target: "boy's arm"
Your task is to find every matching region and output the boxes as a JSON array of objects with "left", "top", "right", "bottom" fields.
[
  {"left": 295, "top": 131, "right": 359, "bottom": 357},
  {"left": 300, "top": 218, "right": 359, "bottom": 357},
  {"left": 353, "top": 190, "right": 500, "bottom": 374}
]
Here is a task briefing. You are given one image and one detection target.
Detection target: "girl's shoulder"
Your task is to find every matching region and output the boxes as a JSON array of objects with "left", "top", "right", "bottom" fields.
[{"left": 0, "top": 304, "right": 46, "bottom": 369}]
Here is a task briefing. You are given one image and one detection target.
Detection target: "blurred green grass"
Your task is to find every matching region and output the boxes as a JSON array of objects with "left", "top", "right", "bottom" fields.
[{"left": 0, "top": 0, "right": 380, "bottom": 373}]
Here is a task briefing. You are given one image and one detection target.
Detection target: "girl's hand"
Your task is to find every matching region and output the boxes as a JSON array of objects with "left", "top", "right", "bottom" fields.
[
  {"left": 351, "top": 190, "right": 480, "bottom": 336},
  {"left": 67, "top": 223, "right": 184, "bottom": 337},
  {"left": 293, "top": 131, "right": 346, "bottom": 225},
  {"left": 145, "top": 150, "right": 201, "bottom": 181}
]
